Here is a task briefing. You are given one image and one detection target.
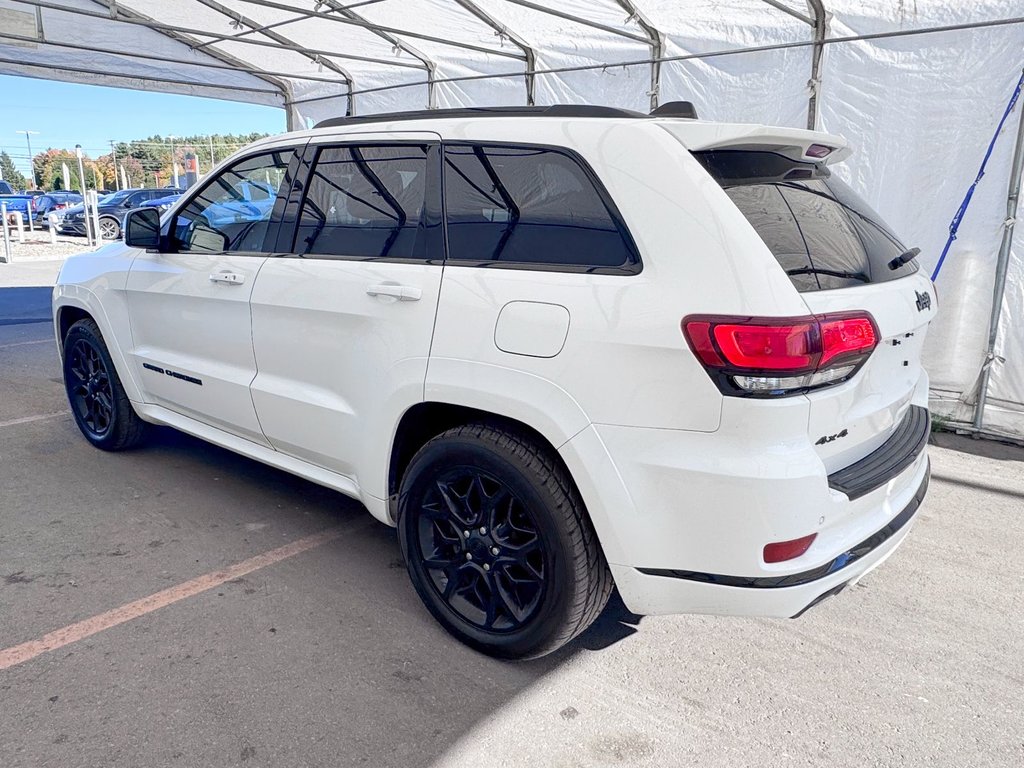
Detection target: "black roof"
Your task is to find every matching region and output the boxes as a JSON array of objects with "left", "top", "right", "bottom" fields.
[{"left": 314, "top": 101, "right": 698, "bottom": 129}]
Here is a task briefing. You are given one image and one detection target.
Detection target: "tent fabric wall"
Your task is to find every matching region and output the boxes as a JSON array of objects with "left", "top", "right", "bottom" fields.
[{"left": 3, "top": 0, "right": 1024, "bottom": 436}]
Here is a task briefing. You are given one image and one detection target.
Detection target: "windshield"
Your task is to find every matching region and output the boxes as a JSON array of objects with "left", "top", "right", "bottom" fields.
[
  {"left": 102, "top": 190, "right": 135, "bottom": 205},
  {"left": 694, "top": 150, "right": 918, "bottom": 292}
]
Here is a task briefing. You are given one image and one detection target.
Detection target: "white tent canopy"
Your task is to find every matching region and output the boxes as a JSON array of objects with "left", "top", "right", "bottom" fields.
[{"left": 2, "top": 0, "right": 1024, "bottom": 439}]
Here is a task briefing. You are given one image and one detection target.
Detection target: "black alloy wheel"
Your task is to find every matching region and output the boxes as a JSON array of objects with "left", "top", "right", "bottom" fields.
[
  {"left": 66, "top": 337, "right": 114, "bottom": 439},
  {"left": 416, "top": 467, "right": 547, "bottom": 633},
  {"left": 62, "top": 319, "right": 147, "bottom": 451},
  {"left": 398, "top": 423, "right": 612, "bottom": 660}
]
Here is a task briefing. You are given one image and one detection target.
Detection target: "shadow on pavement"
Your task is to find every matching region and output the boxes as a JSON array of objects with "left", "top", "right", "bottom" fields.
[
  {"left": 0, "top": 286, "right": 53, "bottom": 325},
  {"left": 3, "top": 421, "right": 639, "bottom": 767}
]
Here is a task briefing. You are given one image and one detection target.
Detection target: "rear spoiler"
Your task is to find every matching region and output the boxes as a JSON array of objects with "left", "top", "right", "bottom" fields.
[{"left": 658, "top": 122, "right": 852, "bottom": 165}]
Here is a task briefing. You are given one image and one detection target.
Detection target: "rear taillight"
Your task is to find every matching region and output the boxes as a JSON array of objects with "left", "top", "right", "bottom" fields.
[
  {"left": 54, "top": 203, "right": 66, "bottom": 210},
  {"left": 682, "top": 312, "right": 878, "bottom": 397}
]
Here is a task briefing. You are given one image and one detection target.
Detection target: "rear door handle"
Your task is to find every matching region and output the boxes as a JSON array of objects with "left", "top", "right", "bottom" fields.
[
  {"left": 366, "top": 283, "right": 422, "bottom": 302},
  {"left": 209, "top": 271, "right": 245, "bottom": 285}
]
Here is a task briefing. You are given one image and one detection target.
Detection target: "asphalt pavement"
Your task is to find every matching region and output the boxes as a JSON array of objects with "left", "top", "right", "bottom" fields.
[{"left": 0, "top": 272, "right": 1022, "bottom": 768}]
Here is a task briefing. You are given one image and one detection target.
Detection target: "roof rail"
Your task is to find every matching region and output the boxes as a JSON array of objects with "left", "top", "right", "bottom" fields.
[{"left": 314, "top": 103, "right": 661, "bottom": 129}]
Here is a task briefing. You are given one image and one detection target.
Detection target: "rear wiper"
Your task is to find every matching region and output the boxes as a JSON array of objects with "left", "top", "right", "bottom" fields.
[
  {"left": 888, "top": 246, "right": 920, "bottom": 270},
  {"left": 785, "top": 267, "right": 869, "bottom": 282}
]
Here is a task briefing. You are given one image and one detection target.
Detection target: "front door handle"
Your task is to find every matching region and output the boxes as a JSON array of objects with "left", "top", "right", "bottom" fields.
[
  {"left": 209, "top": 271, "right": 245, "bottom": 285},
  {"left": 366, "top": 283, "right": 422, "bottom": 302}
]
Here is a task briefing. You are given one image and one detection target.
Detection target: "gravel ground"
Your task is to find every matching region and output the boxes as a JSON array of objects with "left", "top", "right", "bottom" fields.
[{"left": 0, "top": 230, "right": 98, "bottom": 264}]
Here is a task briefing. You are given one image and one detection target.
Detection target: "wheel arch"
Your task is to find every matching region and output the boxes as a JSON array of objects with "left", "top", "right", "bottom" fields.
[
  {"left": 56, "top": 304, "right": 93, "bottom": 354},
  {"left": 385, "top": 397, "right": 606, "bottom": 542},
  {"left": 54, "top": 287, "right": 144, "bottom": 403}
]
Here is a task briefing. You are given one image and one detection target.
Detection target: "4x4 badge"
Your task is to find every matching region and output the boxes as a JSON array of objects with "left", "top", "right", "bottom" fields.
[
  {"left": 915, "top": 290, "right": 931, "bottom": 312},
  {"left": 815, "top": 429, "right": 848, "bottom": 446}
]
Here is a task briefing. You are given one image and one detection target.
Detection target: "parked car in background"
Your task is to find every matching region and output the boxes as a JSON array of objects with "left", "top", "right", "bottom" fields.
[
  {"left": 141, "top": 190, "right": 184, "bottom": 213},
  {"left": 35, "top": 191, "right": 84, "bottom": 226},
  {"left": 60, "top": 187, "right": 181, "bottom": 240},
  {"left": 0, "top": 186, "right": 34, "bottom": 226}
]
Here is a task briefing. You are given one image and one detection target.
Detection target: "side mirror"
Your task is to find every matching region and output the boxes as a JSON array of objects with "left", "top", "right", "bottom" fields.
[{"left": 124, "top": 207, "right": 162, "bottom": 249}]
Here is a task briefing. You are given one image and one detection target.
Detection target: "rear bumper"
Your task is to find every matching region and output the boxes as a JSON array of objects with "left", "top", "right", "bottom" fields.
[
  {"left": 621, "top": 462, "right": 928, "bottom": 617},
  {"left": 60, "top": 221, "right": 87, "bottom": 235},
  {"left": 559, "top": 398, "right": 931, "bottom": 618}
]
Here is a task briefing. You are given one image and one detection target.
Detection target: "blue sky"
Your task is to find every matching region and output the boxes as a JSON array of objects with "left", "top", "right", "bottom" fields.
[{"left": 0, "top": 75, "right": 287, "bottom": 177}]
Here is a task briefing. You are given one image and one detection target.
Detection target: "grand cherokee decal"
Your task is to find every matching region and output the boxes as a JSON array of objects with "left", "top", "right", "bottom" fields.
[{"left": 142, "top": 363, "right": 203, "bottom": 386}]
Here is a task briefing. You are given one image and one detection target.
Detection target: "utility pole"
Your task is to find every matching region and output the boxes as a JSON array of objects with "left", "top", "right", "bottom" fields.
[
  {"left": 15, "top": 130, "right": 39, "bottom": 189},
  {"left": 110, "top": 140, "right": 120, "bottom": 190},
  {"left": 168, "top": 135, "right": 178, "bottom": 188},
  {"left": 75, "top": 144, "right": 93, "bottom": 245}
]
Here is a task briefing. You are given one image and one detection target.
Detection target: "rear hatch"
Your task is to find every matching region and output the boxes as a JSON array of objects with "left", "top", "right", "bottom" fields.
[{"left": 675, "top": 130, "right": 936, "bottom": 474}]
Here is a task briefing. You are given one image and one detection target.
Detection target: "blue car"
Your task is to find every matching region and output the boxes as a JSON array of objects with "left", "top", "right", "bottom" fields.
[{"left": 141, "top": 191, "right": 184, "bottom": 212}]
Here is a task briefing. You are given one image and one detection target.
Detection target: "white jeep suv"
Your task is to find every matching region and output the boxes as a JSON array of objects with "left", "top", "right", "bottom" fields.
[{"left": 53, "top": 104, "right": 934, "bottom": 659}]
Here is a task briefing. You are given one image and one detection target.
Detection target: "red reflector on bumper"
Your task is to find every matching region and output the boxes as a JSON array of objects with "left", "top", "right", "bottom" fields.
[{"left": 764, "top": 534, "right": 817, "bottom": 563}]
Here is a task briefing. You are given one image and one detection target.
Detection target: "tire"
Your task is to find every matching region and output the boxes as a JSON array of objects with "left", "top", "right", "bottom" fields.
[
  {"left": 397, "top": 423, "right": 612, "bottom": 660},
  {"left": 63, "top": 319, "right": 147, "bottom": 451},
  {"left": 98, "top": 216, "right": 121, "bottom": 240}
]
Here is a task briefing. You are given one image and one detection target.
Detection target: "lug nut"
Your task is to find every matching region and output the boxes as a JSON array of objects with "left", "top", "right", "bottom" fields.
[
  {"left": 483, "top": 563, "right": 490, "bottom": 571},
  {"left": 463, "top": 530, "right": 470, "bottom": 538},
  {"left": 491, "top": 547, "right": 500, "bottom": 555},
  {"left": 465, "top": 552, "right": 473, "bottom": 560},
  {"left": 479, "top": 527, "right": 487, "bottom": 534}
]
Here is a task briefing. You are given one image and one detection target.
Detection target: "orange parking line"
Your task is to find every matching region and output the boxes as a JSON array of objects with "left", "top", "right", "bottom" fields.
[
  {"left": 0, "top": 411, "right": 70, "bottom": 429},
  {"left": 0, "top": 527, "right": 342, "bottom": 671}
]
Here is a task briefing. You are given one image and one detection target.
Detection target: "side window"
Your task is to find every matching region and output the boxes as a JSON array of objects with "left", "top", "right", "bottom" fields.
[
  {"left": 443, "top": 144, "right": 638, "bottom": 270},
  {"left": 174, "top": 150, "right": 291, "bottom": 254},
  {"left": 294, "top": 144, "right": 429, "bottom": 259}
]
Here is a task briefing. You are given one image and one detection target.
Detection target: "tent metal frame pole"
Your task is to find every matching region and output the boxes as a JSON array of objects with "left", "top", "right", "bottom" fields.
[
  {"left": 320, "top": 0, "right": 436, "bottom": 110},
  {"left": 0, "top": 55, "right": 281, "bottom": 96},
  {"left": 289, "top": 14, "right": 1024, "bottom": 106},
  {"left": 16, "top": 1, "right": 425, "bottom": 71},
  {"left": 0, "top": 31, "right": 390, "bottom": 86},
  {"left": 972, "top": 79, "right": 1024, "bottom": 431},
  {"left": 88, "top": 0, "right": 292, "bottom": 106},
  {"left": 188, "top": 0, "right": 387, "bottom": 51},
  {"left": 613, "top": 0, "right": 664, "bottom": 111},
  {"left": 192, "top": 0, "right": 355, "bottom": 114},
  {"left": 806, "top": 0, "right": 828, "bottom": 130},
  {"left": 232, "top": 0, "right": 525, "bottom": 59},
  {"left": 501, "top": 0, "right": 648, "bottom": 44},
  {"left": 452, "top": 0, "right": 536, "bottom": 105},
  {"left": 763, "top": 0, "right": 813, "bottom": 26}
]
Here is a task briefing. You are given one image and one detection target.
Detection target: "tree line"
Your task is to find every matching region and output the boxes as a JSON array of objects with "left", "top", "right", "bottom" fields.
[{"left": 1, "top": 133, "right": 271, "bottom": 192}]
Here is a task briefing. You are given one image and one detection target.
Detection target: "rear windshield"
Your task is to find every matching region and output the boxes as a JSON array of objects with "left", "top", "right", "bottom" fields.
[{"left": 694, "top": 150, "right": 918, "bottom": 292}]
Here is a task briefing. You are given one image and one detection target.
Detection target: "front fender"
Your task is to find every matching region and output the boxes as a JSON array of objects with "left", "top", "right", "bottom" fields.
[{"left": 53, "top": 246, "right": 141, "bottom": 402}]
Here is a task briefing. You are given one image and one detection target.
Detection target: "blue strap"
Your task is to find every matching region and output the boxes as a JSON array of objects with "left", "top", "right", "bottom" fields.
[{"left": 932, "top": 68, "right": 1024, "bottom": 281}]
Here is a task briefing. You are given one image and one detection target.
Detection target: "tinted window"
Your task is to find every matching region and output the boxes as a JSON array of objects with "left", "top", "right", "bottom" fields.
[
  {"left": 444, "top": 144, "right": 638, "bottom": 270},
  {"left": 0, "top": 181, "right": 12, "bottom": 194},
  {"left": 174, "top": 151, "right": 291, "bottom": 254},
  {"left": 695, "top": 150, "right": 917, "bottom": 291},
  {"left": 294, "top": 144, "right": 429, "bottom": 259}
]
